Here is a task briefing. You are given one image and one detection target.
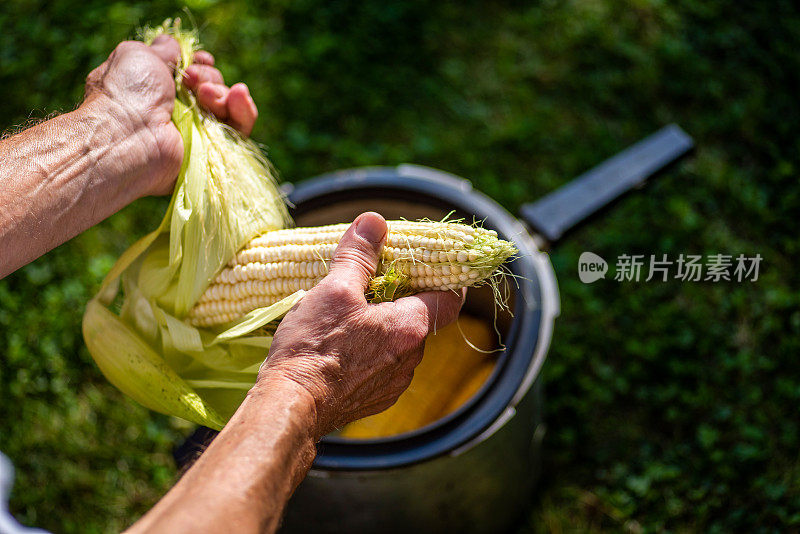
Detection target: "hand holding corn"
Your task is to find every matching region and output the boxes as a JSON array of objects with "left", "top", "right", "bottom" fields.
[
  {"left": 257, "top": 212, "right": 465, "bottom": 438},
  {"left": 82, "top": 34, "right": 259, "bottom": 198}
]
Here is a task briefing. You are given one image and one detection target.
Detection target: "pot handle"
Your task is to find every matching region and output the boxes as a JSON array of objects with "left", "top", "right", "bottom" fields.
[{"left": 519, "top": 124, "right": 694, "bottom": 243}]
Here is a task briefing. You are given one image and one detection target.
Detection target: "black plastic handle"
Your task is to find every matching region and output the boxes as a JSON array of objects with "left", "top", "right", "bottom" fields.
[{"left": 519, "top": 124, "right": 694, "bottom": 242}]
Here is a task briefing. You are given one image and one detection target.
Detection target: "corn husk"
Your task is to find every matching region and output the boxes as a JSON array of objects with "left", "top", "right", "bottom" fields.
[{"left": 82, "top": 20, "right": 296, "bottom": 429}]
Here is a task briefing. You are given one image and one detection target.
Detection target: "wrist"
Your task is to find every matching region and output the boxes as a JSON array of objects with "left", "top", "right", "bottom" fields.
[
  {"left": 77, "top": 94, "right": 173, "bottom": 200},
  {"left": 248, "top": 370, "right": 321, "bottom": 442}
]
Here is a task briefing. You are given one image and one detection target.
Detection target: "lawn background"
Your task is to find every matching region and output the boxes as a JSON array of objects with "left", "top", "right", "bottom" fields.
[{"left": 1, "top": 0, "right": 799, "bottom": 532}]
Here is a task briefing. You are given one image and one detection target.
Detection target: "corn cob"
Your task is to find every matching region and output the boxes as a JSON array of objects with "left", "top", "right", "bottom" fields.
[{"left": 187, "top": 220, "right": 517, "bottom": 327}]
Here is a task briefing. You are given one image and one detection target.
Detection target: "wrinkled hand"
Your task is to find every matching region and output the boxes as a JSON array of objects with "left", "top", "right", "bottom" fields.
[
  {"left": 256, "top": 212, "right": 465, "bottom": 439},
  {"left": 82, "top": 35, "right": 258, "bottom": 197}
]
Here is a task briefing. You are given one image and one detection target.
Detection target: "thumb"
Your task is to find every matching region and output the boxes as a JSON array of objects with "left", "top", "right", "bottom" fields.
[
  {"left": 327, "top": 212, "right": 387, "bottom": 293},
  {"left": 149, "top": 34, "right": 181, "bottom": 70}
]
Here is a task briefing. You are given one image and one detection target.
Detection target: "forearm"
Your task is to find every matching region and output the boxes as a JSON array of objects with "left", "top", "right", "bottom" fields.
[
  {"left": 127, "top": 378, "right": 318, "bottom": 534},
  {"left": 0, "top": 96, "right": 154, "bottom": 278}
]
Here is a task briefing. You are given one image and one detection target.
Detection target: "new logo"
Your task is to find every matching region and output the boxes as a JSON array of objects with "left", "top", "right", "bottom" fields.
[{"left": 578, "top": 252, "right": 608, "bottom": 283}]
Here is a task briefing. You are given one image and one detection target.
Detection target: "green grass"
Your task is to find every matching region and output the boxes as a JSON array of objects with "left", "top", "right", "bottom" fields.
[{"left": 1, "top": 1, "right": 799, "bottom": 532}]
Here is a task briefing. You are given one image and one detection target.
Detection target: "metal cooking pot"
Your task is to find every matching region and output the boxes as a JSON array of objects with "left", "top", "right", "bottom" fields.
[{"left": 278, "top": 126, "right": 693, "bottom": 533}]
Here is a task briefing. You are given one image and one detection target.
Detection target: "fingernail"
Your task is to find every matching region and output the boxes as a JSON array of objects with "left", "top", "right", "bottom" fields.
[{"left": 355, "top": 214, "right": 386, "bottom": 244}]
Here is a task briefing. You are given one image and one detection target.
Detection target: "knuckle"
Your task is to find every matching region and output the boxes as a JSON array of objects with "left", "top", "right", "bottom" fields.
[
  {"left": 319, "top": 277, "right": 356, "bottom": 303},
  {"left": 384, "top": 348, "right": 404, "bottom": 367},
  {"left": 196, "top": 65, "right": 223, "bottom": 83},
  {"left": 114, "top": 40, "right": 144, "bottom": 55},
  {"left": 151, "top": 34, "right": 174, "bottom": 46},
  {"left": 412, "top": 296, "right": 432, "bottom": 322},
  {"left": 382, "top": 384, "right": 404, "bottom": 402},
  {"left": 332, "top": 247, "right": 375, "bottom": 276},
  {"left": 376, "top": 309, "right": 428, "bottom": 357},
  {"left": 403, "top": 308, "right": 430, "bottom": 344},
  {"left": 85, "top": 67, "right": 101, "bottom": 85},
  {"left": 383, "top": 334, "right": 423, "bottom": 370},
  {"left": 394, "top": 365, "right": 416, "bottom": 386}
]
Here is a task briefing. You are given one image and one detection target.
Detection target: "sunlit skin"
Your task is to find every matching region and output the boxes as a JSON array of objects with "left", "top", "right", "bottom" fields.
[{"left": 0, "top": 36, "right": 463, "bottom": 533}]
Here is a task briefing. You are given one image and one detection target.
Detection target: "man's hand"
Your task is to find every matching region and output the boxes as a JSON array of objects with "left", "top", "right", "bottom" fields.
[
  {"left": 0, "top": 36, "right": 259, "bottom": 278},
  {"left": 257, "top": 212, "right": 465, "bottom": 439},
  {"left": 82, "top": 35, "right": 259, "bottom": 197}
]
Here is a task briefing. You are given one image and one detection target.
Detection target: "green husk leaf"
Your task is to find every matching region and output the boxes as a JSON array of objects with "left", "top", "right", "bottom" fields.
[{"left": 83, "top": 299, "right": 226, "bottom": 429}]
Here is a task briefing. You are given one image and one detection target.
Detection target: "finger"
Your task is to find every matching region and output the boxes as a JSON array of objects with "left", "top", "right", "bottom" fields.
[
  {"left": 183, "top": 64, "right": 224, "bottom": 89},
  {"left": 193, "top": 50, "right": 215, "bottom": 66},
  {"left": 390, "top": 289, "right": 464, "bottom": 334},
  {"left": 196, "top": 82, "right": 230, "bottom": 119},
  {"left": 149, "top": 35, "right": 181, "bottom": 69},
  {"left": 226, "top": 83, "right": 258, "bottom": 136},
  {"left": 327, "top": 212, "right": 387, "bottom": 293}
]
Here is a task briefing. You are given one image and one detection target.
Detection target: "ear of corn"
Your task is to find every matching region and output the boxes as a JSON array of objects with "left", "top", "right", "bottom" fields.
[{"left": 188, "top": 221, "right": 517, "bottom": 327}]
